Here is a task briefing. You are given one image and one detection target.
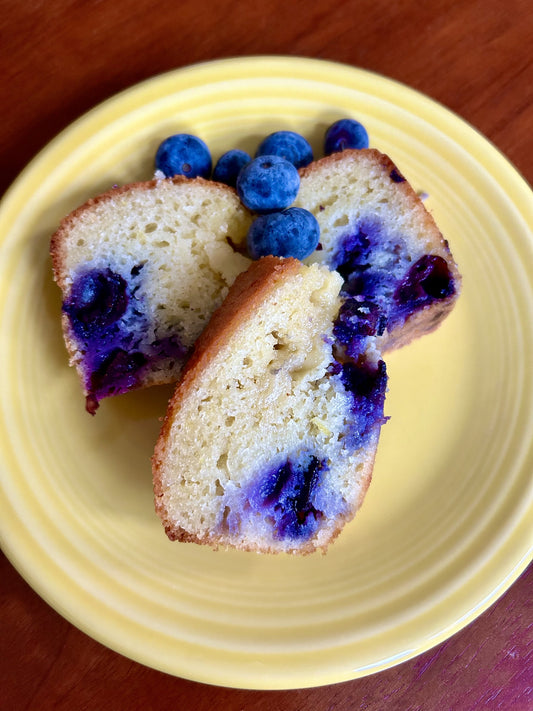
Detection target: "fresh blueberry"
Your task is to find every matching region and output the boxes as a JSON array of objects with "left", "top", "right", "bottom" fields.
[
  {"left": 236, "top": 155, "right": 300, "bottom": 213},
  {"left": 255, "top": 130, "right": 313, "bottom": 169},
  {"left": 324, "top": 118, "right": 369, "bottom": 154},
  {"left": 65, "top": 268, "right": 128, "bottom": 337},
  {"left": 155, "top": 133, "right": 212, "bottom": 179},
  {"left": 212, "top": 149, "right": 251, "bottom": 187},
  {"left": 247, "top": 207, "right": 320, "bottom": 260}
]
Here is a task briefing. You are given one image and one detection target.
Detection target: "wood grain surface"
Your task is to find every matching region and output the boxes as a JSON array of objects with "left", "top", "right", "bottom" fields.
[{"left": 1, "top": 1, "right": 532, "bottom": 709}]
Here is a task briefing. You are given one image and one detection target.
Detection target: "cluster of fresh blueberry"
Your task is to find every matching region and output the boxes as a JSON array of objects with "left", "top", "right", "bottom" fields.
[{"left": 154, "top": 119, "right": 369, "bottom": 261}]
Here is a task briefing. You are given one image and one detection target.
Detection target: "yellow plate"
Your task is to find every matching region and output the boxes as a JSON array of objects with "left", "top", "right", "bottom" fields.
[{"left": 1, "top": 57, "right": 532, "bottom": 690}]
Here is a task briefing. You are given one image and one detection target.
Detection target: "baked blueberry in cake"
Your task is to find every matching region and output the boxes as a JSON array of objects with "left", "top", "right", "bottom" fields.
[
  {"left": 51, "top": 176, "right": 253, "bottom": 413},
  {"left": 62, "top": 263, "right": 187, "bottom": 413},
  {"left": 152, "top": 257, "right": 388, "bottom": 554}
]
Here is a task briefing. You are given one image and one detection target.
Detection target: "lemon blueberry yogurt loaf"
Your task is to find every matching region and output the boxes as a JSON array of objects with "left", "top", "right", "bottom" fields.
[
  {"left": 295, "top": 149, "right": 461, "bottom": 356},
  {"left": 51, "top": 176, "right": 253, "bottom": 413},
  {"left": 152, "top": 257, "right": 388, "bottom": 554}
]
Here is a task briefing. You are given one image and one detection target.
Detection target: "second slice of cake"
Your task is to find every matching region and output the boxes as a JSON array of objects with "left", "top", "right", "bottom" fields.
[{"left": 297, "top": 149, "right": 461, "bottom": 355}]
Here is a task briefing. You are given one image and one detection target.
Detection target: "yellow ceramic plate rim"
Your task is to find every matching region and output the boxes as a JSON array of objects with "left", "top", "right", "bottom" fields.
[{"left": 0, "top": 57, "right": 532, "bottom": 690}]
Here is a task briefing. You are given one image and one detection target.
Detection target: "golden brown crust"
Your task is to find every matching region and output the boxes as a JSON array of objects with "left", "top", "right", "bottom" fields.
[
  {"left": 299, "top": 148, "right": 398, "bottom": 177},
  {"left": 160, "top": 509, "right": 352, "bottom": 555},
  {"left": 299, "top": 148, "right": 413, "bottom": 195}
]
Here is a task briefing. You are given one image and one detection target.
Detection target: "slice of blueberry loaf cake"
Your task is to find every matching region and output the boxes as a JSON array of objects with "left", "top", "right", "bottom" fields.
[
  {"left": 152, "top": 256, "right": 388, "bottom": 554},
  {"left": 295, "top": 149, "right": 461, "bottom": 357},
  {"left": 51, "top": 177, "right": 253, "bottom": 413}
]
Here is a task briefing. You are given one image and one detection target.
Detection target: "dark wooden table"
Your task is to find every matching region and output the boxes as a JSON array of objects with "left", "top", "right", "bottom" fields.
[{"left": 1, "top": 1, "right": 532, "bottom": 708}]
